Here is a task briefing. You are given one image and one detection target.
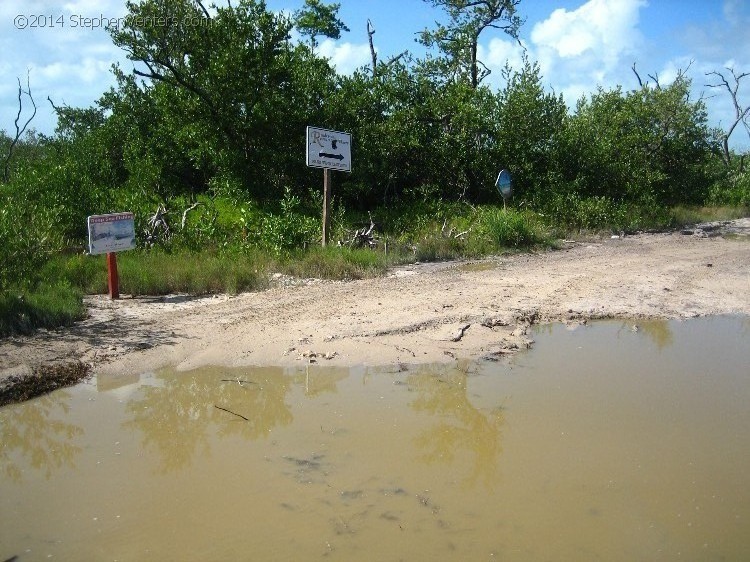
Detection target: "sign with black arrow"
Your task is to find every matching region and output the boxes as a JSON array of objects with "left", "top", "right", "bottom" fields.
[{"left": 306, "top": 126, "right": 352, "bottom": 172}]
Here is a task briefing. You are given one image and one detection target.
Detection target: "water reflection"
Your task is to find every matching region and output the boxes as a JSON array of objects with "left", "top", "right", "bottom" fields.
[
  {"left": 123, "top": 367, "right": 295, "bottom": 473},
  {"left": 0, "top": 392, "right": 83, "bottom": 482},
  {"left": 292, "top": 365, "right": 348, "bottom": 397},
  {"left": 407, "top": 362, "right": 504, "bottom": 489},
  {"left": 634, "top": 319, "right": 674, "bottom": 350}
]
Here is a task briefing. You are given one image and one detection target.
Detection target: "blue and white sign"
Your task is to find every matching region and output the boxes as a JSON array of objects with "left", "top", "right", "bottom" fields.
[
  {"left": 495, "top": 169, "right": 512, "bottom": 199},
  {"left": 87, "top": 212, "right": 136, "bottom": 255}
]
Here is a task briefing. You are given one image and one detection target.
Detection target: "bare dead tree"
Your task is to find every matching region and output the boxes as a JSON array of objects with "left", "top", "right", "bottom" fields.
[
  {"left": 631, "top": 63, "right": 644, "bottom": 88},
  {"left": 367, "top": 19, "right": 377, "bottom": 73},
  {"left": 632, "top": 61, "right": 694, "bottom": 91},
  {"left": 706, "top": 67, "right": 750, "bottom": 168},
  {"left": 366, "top": 19, "right": 407, "bottom": 78},
  {"left": 2, "top": 72, "right": 37, "bottom": 182}
]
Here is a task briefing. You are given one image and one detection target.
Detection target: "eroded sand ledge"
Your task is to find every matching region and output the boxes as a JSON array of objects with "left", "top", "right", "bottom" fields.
[{"left": 1, "top": 221, "right": 749, "bottom": 389}]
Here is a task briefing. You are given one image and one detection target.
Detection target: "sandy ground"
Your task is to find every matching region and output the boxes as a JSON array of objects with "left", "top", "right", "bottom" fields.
[{"left": 1, "top": 220, "right": 748, "bottom": 385}]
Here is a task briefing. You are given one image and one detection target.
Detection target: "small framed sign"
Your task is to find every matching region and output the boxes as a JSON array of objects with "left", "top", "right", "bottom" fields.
[{"left": 87, "top": 212, "right": 136, "bottom": 255}]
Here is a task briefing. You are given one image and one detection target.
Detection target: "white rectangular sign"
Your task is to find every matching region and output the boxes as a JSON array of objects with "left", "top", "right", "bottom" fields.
[
  {"left": 306, "top": 126, "right": 351, "bottom": 172},
  {"left": 87, "top": 212, "right": 136, "bottom": 255}
]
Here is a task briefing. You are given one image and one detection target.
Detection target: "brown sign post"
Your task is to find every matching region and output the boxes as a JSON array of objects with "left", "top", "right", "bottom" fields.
[
  {"left": 306, "top": 127, "right": 352, "bottom": 247},
  {"left": 323, "top": 168, "right": 332, "bottom": 246},
  {"left": 107, "top": 252, "right": 120, "bottom": 299}
]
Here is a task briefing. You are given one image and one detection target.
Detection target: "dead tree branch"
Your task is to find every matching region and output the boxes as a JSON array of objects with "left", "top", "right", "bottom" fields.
[
  {"left": 343, "top": 212, "right": 378, "bottom": 249},
  {"left": 441, "top": 219, "right": 471, "bottom": 240},
  {"left": 367, "top": 19, "right": 377, "bottom": 75},
  {"left": 631, "top": 62, "right": 664, "bottom": 90},
  {"left": 632, "top": 63, "right": 644, "bottom": 88},
  {"left": 145, "top": 204, "right": 170, "bottom": 246},
  {"left": 706, "top": 67, "right": 750, "bottom": 167},
  {"left": 180, "top": 201, "right": 203, "bottom": 230},
  {"left": 367, "top": 19, "right": 407, "bottom": 77},
  {"left": 3, "top": 72, "right": 37, "bottom": 182}
]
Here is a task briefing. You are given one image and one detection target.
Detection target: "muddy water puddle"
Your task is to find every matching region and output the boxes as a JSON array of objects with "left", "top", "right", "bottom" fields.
[{"left": 2, "top": 316, "right": 749, "bottom": 561}]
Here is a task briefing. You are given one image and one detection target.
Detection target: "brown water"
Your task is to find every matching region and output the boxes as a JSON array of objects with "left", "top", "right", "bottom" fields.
[{"left": 1, "top": 316, "right": 749, "bottom": 561}]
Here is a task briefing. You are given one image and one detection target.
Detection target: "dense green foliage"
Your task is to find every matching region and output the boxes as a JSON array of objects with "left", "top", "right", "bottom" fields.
[{"left": 1, "top": 0, "right": 748, "bottom": 334}]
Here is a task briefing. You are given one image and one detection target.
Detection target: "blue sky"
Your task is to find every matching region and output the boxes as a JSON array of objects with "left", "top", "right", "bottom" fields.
[{"left": 1, "top": 0, "right": 748, "bottom": 149}]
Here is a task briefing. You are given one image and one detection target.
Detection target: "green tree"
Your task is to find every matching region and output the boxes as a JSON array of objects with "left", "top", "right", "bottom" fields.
[
  {"left": 495, "top": 58, "right": 567, "bottom": 202},
  {"left": 562, "top": 72, "right": 717, "bottom": 206},
  {"left": 293, "top": 0, "right": 350, "bottom": 52},
  {"left": 109, "top": 0, "right": 336, "bottom": 200},
  {"left": 418, "top": 0, "right": 523, "bottom": 88}
]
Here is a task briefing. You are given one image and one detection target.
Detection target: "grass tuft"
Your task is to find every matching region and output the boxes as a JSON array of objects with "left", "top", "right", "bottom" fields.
[
  {"left": 280, "top": 246, "right": 387, "bottom": 280},
  {"left": 0, "top": 284, "right": 86, "bottom": 337}
]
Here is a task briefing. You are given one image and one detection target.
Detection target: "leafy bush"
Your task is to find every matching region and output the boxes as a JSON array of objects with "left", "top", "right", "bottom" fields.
[
  {"left": 539, "top": 191, "right": 674, "bottom": 232},
  {"left": 0, "top": 188, "right": 66, "bottom": 292},
  {"left": 708, "top": 171, "right": 750, "bottom": 207},
  {"left": 240, "top": 188, "right": 321, "bottom": 255}
]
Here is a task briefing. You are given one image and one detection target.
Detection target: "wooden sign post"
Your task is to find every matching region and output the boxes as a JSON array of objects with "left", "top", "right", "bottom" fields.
[
  {"left": 323, "top": 168, "right": 332, "bottom": 246},
  {"left": 107, "top": 252, "right": 119, "bottom": 299},
  {"left": 306, "top": 127, "right": 352, "bottom": 247}
]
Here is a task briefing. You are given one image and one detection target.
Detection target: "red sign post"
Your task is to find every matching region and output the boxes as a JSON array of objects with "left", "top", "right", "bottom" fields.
[{"left": 106, "top": 252, "right": 119, "bottom": 299}]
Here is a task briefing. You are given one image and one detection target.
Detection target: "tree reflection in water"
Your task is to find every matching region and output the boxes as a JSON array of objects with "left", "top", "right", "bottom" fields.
[
  {"left": 291, "top": 364, "right": 348, "bottom": 398},
  {"left": 632, "top": 319, "right": 674, "bottom": 350},
  {"left": 0, "top": 391, "right": 83, "bottom": 483},
  {"left": 407, "top": 361, "right": 504, "bottom": 490},
  {"left": 124, "top": 366, "right": 297, "bottom": 473}
]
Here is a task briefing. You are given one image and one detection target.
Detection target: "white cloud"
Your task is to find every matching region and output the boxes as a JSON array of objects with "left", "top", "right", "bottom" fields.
[
  {"left": 477, "top": 0, "right": 649, "bottom": 102},
  {"left": 532, "top": 0, "right": 646, "bottom": 60},
  {"left": 37, "top": 57, "right": 112, "bottom": 84},
  {"left": 62, "top": 0, "right": 127, "bottom": 15},
  {"left": 318, "top": 39, "right": 371, "bottom": 75},
  {"left": 530, "top": 0, "right": 646, "bottom": 83},
  {"left": 480, "top": 37, "right": 526, "bottom": 74}
]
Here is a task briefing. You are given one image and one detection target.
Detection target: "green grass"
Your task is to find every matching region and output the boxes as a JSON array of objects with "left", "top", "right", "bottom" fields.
[
  {"left": 44, "top": 249, "right": 271, "bottom": 296},
  {"left": 670, "top": 205, "right": 749, "bottom": 227},
  {"left": 118, "top": 250, "right": 270, "bottom": 295},
  {"left": 0, "top": 284, "right": 86, "bottom": 337},
  {"left": 279, "top": 246, "right": 387, "bottom": 280},
  {"left": 475, "top": 208, "right": 547, "bottom": 248}
]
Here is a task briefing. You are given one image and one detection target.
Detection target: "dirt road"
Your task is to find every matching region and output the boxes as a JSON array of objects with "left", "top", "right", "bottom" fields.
[{"left": 1, "top": 220, "right": 748, "bottom": 385}]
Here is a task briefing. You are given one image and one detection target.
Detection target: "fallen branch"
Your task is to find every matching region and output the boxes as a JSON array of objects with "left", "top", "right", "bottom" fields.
[
  {"left": 344, "top": 212, "right": 378, "bottom": 248},
  {"left": 181, "top": 201, "right": 203, "bottom": 230},
  {"left": 220, "top": 378, "right": 257, "bottom": 387},
  {"left": 214, "top": 405, "right": 249, "bottom": 421},
  {"left": 441, "top": 219, "right": 471, "bottom": 240}
]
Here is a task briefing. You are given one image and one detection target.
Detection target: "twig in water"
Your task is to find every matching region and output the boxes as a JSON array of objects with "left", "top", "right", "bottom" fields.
[
  {"left": 220, "top": 378, "right": 257, "bottom": 387},
  {"left": 214, "top": 405, "right": 250, "bottom": 421}
]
